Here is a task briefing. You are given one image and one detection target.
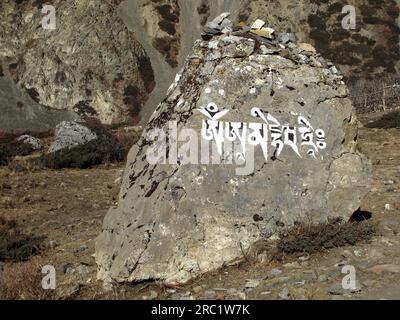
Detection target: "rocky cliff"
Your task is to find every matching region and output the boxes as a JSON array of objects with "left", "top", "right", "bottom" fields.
[
  {"left": 0, "top": 0, "right": 154, "bottom": 128},
  {"left": 1, "top": 0, "right": 399, "bottom": 130}
]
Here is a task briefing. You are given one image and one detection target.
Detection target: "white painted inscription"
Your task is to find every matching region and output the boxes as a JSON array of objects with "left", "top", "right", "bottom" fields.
[{"left": 198, "top": 103, "right": 327, "bottom": 160}]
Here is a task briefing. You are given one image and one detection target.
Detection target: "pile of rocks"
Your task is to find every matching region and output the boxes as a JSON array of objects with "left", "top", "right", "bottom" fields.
[
  {"left": 202, "top": 14, "right": 341, "bottom": 76},
  {"left": 203, "top": 12, "right": 233, "bottom": 36}
]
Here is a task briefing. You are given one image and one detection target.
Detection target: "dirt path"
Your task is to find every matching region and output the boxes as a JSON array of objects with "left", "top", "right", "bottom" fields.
[{"left": 0, "top": 111, "right": 399, "bottom": 300}]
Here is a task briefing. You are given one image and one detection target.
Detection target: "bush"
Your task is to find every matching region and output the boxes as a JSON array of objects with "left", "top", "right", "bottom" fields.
[
  {"left": 39, "top": 134, "right": 128, "bottom": 169},
  {"left": 366, "top": 111, "right": 400, "bottom": 128},
  {"left": 276, "top": 218, "right": 376, "bottom": 256},
  {"left": 0, "top": 216, "right": 46, "bottom": 263},
  {"left": 0, "top": 140, "right": 35, "bottom": 166},
  {"left": 0, "top": 256, "right": 54, "bottom": 300}
]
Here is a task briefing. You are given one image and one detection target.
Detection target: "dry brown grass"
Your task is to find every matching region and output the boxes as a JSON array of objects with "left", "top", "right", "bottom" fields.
[
  {"left": 6, "top": 157, "right": 42, "bottom": 174},
  {"left": 0, "top": 256, "right": 55, "bottom": 300}
]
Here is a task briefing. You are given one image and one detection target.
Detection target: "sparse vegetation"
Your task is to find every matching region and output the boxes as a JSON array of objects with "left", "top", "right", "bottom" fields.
[
  {"left": 39, "top": 118, "right": 129, "bottom": 169},
  {"left": 0, "top": 256, "right": 54, "bottom": 300},
  {"left": 39, "top": 135, "right": 127, "bottom": 169},
  {"left": 276, "top": 218, "right": 376, "bottom": 256},
  {"left": 366, "top": 111, "right": 400, "bottom": 128},
  {"left": 0, "top": 138, "right": 35, "bottom": 166}
]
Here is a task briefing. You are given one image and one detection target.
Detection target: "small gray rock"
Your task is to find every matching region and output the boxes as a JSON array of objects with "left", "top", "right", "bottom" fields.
[
  {"left": 219, "top": 18, "right": 232, "bottom": 31},
  {"left": 64, "top": 264, "right": 75, "bottom": 275},
  {"left": 47, "top": 240, "right": 58, "bottom": 249},
  {"left": 298, "top": 54, "right": 310, "bottom": 64},
  {"left": 204, "top": 290, "right": 217, "bottom": 299},
  {"left": 260, "top": 45, "right": 280, "bottom": 55},
  {"left": 77, "top": 264, "right": 90, "bottom": 275},
  {"left": 245, "top": 279, "right": 261, "bottom": 288},
  {"left": 206, "top": 21, "right": 220, "bottom": 30},
  {"left": 279, "top": 287, "right": 290, "bottom": 300},
  {"left": 277, "top": 32, "right": 297, "bottom": 44},
  {"left": 270, "top": 268, "right": 283, "bottom": 277},
  {"left": 16, "top": 135, "right": 43, "bottom": 150},
  {"left": 212, "top": 12, "right": 231, "bottom": 25}
]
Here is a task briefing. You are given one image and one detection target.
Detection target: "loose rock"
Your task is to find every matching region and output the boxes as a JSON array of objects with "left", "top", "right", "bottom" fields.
[{"left": 16, "top": 135, "right": 43, "bottom": 151}]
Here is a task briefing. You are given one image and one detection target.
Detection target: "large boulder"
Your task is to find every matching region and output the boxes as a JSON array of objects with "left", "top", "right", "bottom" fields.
[
  {"left": 95, "top": 22, "right": 371, "bottom": 285},
  {"left": 49, "top": 121, "right": 97, "bottom": 153}
]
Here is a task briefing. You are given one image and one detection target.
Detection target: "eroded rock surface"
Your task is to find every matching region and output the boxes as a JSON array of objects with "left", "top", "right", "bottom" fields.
[
  {"left": 95, "top": 22, "right": 372, "bottom": 285},
  {"left": 0, "top": 0, "right": 154, "bottom": 125}
]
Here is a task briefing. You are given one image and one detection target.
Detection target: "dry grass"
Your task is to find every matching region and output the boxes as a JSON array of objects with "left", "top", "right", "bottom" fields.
[
  {"left": 275, "top": 218, "right": 377, "bottom": 257},
  {"left": 349, "top": 75, "right": 400, "bottom": 113},
  {"left": 0, "top": 256, "right": 55, "bottom": 300}
]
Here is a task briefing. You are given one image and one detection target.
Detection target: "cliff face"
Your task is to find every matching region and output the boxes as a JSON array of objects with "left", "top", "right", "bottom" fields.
[
  {"left": 120, "top": 0, "right": 243, "bottom": 122},
  {"left": 0, "top": 0, "right": 154, "bottom": 128},
  {"left": 135, "top": 0, "right": 400, "bottom": 120},
  {"left": 0, "top": 0, "right": 399, "bottom": 131}
]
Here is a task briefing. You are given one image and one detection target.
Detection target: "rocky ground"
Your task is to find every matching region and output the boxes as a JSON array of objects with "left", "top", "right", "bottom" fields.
[{"left": 0, "top": 109, "right": 399, "bottom": 300}]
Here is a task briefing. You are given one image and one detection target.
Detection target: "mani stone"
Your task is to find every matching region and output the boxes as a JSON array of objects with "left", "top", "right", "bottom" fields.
[
  {"left": 95, "top": 32, "right": 372, "bottom": 285},
  {"left": 48, "top": 121, "right": 97, "bottom": 153}
]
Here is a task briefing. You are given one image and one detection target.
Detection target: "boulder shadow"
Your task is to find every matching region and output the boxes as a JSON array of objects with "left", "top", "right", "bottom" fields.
[{"left": 366, "top": 111, "right": 400, "bottom": 129}]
